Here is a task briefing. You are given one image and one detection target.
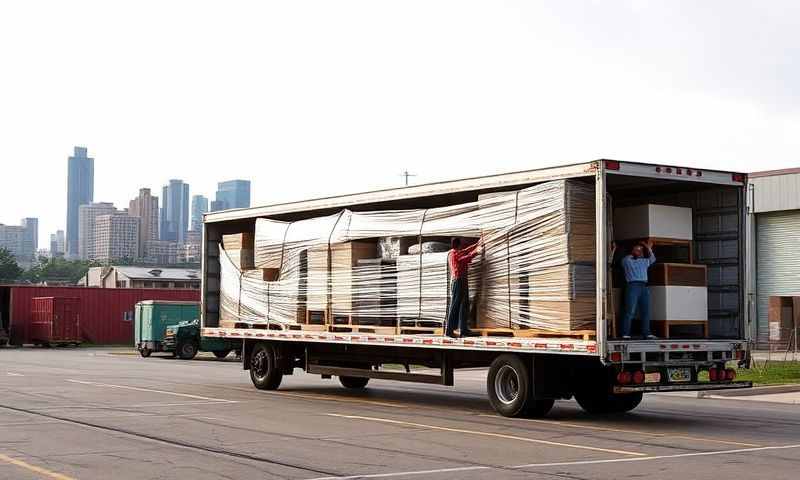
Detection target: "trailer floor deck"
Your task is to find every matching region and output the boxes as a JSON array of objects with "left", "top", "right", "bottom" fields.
[{"left": 1, "top": 347, "right": 798, "bottom": 480}]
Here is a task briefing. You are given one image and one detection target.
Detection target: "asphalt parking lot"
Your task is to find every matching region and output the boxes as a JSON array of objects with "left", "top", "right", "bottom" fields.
[{"left": 2, "top": 347, "right": 800, "bottom": 480}]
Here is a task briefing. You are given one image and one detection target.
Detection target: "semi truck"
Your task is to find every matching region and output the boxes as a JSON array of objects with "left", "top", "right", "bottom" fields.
[{"left": 201, "top": 160, "right": 752, "bottom": 417}]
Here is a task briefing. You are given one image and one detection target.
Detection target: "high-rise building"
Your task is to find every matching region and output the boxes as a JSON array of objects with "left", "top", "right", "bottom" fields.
[
  {"left": 78, "top": 202, "right": 117, "bottom": 260},
  {"left": 21, "top": 218, "right": 38, "bottom": 263},
  {"left": 66, "top": 146, "right": 94, "bottom": 258},
  {"left": 129, "top": 188, "right": 159, "bottom": 258},
  {"left": 213, "top": 179, "right": 251, "bottom": 211},
  {"left": 191, "top": 195, "right": 208, "bottom": 232},
  {"left": 49, "top": 230, "right": 65, "bottom": 258},
  {"left": 160, "top": 179, "right": 190, "bottom": 244},
  {"left": 92, "top": 214, "right": 140, "bottom": 263},
  {"left": 143, "top": 240, "right": 178, "bottom": 265},
  {"left": 209, "top": 200, "right": 226, "bottom": 212},
  {"left": 0, "top": 224, "right": 26, "bottom": 264}
]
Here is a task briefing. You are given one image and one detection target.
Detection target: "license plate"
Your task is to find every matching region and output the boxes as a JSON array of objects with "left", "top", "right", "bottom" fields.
[{"left": 667, "top": 367, "right": 692, "bottom": 383}]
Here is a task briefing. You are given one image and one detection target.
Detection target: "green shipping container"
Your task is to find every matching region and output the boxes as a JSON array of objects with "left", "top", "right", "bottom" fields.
[{"left": 134, "top": 300, "right": 199, "bottom": 356}]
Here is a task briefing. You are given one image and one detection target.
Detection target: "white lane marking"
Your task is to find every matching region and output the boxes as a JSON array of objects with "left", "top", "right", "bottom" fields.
[
  {"left": 326, "top": 414, "right": 644, "bottom": 456},
  {"left": 66, "top": 379, "right": 237, "bottom": 403},
  {"left": 6, "top": 372, "right": 24, "bottom": 376},
  {"left": 511, "top": 442, "right": 800, "bottom": 469},
  {"left": 30, "top": 400, "right": 235, "bottom": 410},
  {"left": 477, "top": 414, "right": 762, "bottom": 447},
  {"left": 270, "top": 391, "right": 407, "bottom": 409},
  {"left": 304, "top": 443, "right": 800, "bottom": 480}
]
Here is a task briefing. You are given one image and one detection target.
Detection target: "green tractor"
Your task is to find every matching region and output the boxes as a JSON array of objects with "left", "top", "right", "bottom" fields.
[{"left": 162, "top": 319, "right": 241, "bottom": 360}]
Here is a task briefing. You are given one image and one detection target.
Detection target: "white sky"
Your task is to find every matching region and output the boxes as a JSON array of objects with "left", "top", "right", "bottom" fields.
[{"left": 1, "top": 1, "right": 799, "bottom": 247}]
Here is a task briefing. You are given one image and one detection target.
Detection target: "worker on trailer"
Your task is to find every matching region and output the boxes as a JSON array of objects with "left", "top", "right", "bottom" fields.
[
  {"left": 612, "top": 240, "right": 658, "bottom": 340},
  {"left": 446, "top": 236, "right": 483, "bottom": 338}
]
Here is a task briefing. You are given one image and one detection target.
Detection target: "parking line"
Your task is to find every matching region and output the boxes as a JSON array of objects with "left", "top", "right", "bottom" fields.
[
  {"left": 304, "top": 443, "right": 800, "bottom": 480},
  {"left": 477, "top": 414, "right": 761, "bottom": 447},
  {"left": 66, "top": 379, "right": 237, "bottom": 403},
  {"left": 270, "top": 391, "right": 408, "bottom": 409},
  {"left": 326, "top": 414, "right": 645, "bottom": 456},
  {"left": 6, "top": 372, "right": 24, "bottom": 377},
  {"left": 0, "top": 452, "right": 76, "bottom": 480}
]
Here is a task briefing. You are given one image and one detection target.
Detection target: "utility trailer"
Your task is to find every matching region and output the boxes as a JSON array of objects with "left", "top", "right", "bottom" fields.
[{"left": 201, "top": 160, "right": 752, "bottom": 417}]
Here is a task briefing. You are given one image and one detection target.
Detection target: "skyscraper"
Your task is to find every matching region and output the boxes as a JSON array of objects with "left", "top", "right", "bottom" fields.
[
  {"left": 160, "top": 179, "right": 190, "bottom": 244},
  {"left": 66, "top": 146, "right": 94, "bottom": 258},
  {"left": 213, "top": 179, "right": 251, "bottom": 211},
  {"left": 78, "top": 202, "right": 117, "bottom": 260},
  {"left": 50, "top": 230, "right": 65, "bottom": 258},
  {"left": 129, "top": 188, "right": 159, "bottom": 258},
  {"left": 93, "top": 214, "right": 140, "bottom": 263},
  {"left": 190, "top": 195, "right": 208, "bottom": 232},
  {"left": 21, "top": 218, "right": 38, "bottom": 262}
]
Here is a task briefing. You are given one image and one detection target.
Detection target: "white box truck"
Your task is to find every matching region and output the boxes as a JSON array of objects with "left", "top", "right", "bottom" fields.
[{"left": 201, "top": 160, "right": 751, "bottom": 417}]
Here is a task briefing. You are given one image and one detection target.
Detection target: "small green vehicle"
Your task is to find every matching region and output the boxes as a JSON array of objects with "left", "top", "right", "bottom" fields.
[
  {"left": 162, "top": 319, "right": 241, "bottom": 360},
  {"left": 135, "top": 300, "right": 200, "bottom": 357}
]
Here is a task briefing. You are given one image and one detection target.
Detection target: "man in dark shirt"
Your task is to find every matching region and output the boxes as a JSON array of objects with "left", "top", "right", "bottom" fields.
[{"left": 446, "top": 237, "right": 483, "bottom": 338}]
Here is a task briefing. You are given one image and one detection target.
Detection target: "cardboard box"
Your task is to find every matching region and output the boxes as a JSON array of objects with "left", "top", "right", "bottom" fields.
[
  {"left": 613, "top": 204, "right": 693, "bottom": 241},
  {"left": 307, "top": 241, "right": 378, "bottom": 313},
  {"left": 648, "top": 286, "right": 707, "bottom": 321},
  {"left": 648, "top": 263, "right": 706, "bottom": 287},
  {"left": 223, "top": 233, "right": 254, "bottom": 250}
]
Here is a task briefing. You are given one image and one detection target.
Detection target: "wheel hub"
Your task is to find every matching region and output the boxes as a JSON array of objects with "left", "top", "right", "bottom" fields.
[
  {"left": 494, "top": 365, "right": 520, "bottom": 405},
  {"left": 252, "top": 350, "right": 267, "bottom": 378}
]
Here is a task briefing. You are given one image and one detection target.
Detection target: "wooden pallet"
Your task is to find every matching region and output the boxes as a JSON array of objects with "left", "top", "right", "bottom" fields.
[
  {"left": 646, "top": 237, "right": 693, "bottom": 263},
  {"left": 470, "top": 328, "right": 596, "bottom": 340},
  {"left": 329, "top": 325, "right": 397, "bottom": 335},
  {"left": 400, "top": 327, "right": 443, "bottom": 335},
  {"left": 652, "top": 320, "right": 708, "bottom": 339}
]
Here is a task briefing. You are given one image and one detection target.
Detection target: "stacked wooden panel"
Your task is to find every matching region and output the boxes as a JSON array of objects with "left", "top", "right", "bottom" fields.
[
  {"left": 476, "top": 180, "right": 597, "bottom": 333},
  {"left": 222, "top": 233, "right": 255, "bottom": 270},
  {"left": 352, "top": 258, "right": 398, "bottom": 326},
  {"left": 306, "top": 241, "right": 378, "bottom": 317}
]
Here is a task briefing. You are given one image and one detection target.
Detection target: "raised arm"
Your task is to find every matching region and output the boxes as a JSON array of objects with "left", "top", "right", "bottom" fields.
[{"left": 644, "top": 240, "right": 656, "bottom": 265}]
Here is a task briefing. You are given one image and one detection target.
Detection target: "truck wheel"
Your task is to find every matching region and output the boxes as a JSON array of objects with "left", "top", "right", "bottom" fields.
[
  {"left": 487, "top": 354, "right": 553, "bottom": 418},
  {"left": 339, "top": 376, "right": 369, "bottom": 389},
  {"left": 575, "top": 391, "right": 643, "bottom": 414},
  {"left": 177, "top": 341, "right": 198, "bottom": 360},
  {"left": 250, "top": 342, "right": 283, "bottom": 390},
  {"left": 213, "top": 350, "right": 231, "bottom": 359},
  {"left": 139, "top": 348, "right": 151, "bottom": 358}
]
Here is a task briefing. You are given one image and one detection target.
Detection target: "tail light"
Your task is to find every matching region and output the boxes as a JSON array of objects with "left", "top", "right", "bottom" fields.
[
  {"left": 709, "top": 368, "right": 719, "bottom": 381},
  {"left": 632, "top": 370, "right": 645, "bottom": 385},
  {"left": 617, "top": 371, "right": 632, "bottom": 385},
  {"left": 735, "top": 350, "right": 745, "bottom": 360},
  {"left": 725, "top": 368, "right": 737, "bottom": 381}
]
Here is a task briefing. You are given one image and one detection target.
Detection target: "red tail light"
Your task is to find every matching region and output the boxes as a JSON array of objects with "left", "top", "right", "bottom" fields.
[
  {"left": 709, "top": 368, "right": 719, "bottom": 381},
  {"left": 632, "top": 370, "right": 645, "bottom": 385},
  {"left": 609, "top": 351, "right": 623, "bottom": 363},
  {"left": 725, "top": 368, "right": 736, "bottom": 381},
  {"left": 617, "top": 371, "right": 632, "bottom": 385}
]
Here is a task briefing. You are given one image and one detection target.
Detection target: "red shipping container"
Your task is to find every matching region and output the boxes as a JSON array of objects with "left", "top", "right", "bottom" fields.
[
  {"left": 0, "top": 286, "right": 199, "bottom": 346},
  {"left": 30, "top": 297, "right": 81, "bottom": 345}
]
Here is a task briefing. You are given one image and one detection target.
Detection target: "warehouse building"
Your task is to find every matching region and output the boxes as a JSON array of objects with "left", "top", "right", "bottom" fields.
[
  {"left": 80, "top": 266, "right": 200, "bottom": 289},
  {"left": 748, "top": 168, "right": 800, "bottom": 348}
]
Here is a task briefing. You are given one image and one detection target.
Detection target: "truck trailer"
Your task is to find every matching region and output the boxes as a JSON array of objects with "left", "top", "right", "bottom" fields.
[{"left": 201, "top": 160, "right": 752, "bottom": 417}]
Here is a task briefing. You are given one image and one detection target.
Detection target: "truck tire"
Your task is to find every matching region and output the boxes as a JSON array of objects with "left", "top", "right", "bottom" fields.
[
  {"left": 213, "top": 349, "right": 231, "bottom": 359},
  {"left": 139, "top": 348, "right": 151, "bottom": 358},
  {"left": 487, "top": 354, "right": 553, "bottom": 418},
  {"left": 250, "top": 342, "right": 283, "bottom": 390},
  {"left": 575, "top": 391, "right": 643, "bottom": 414},
  {"left": 339, "top": 376, "right": 369, "bottom": 389},
  {"left": 177, "top": 341, "right": 198, "bottom": 360}
]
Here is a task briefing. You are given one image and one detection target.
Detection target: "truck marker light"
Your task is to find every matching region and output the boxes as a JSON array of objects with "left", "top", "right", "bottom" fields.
[
  {"left": 632, "top": 371, "right": 645, "bottom": 384},
  {"left": 605, "top": 160, "right": 621, "bottom": 170},
  {"left": 617, "top": 371, "right": 632, "bottom": 385},
  {"left": 609, "top": 351, "right": 623, "bottom": 362}
]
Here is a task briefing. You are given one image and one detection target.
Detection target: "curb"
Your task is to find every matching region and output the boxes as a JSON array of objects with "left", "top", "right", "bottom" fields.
[{"left": 699, "top": 384, "right": 800, "bottom": 398}]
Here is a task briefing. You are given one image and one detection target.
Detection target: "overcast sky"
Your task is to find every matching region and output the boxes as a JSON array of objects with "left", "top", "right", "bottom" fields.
[{"left": 1, "top": 1, "right": 799, "bottom": 247}]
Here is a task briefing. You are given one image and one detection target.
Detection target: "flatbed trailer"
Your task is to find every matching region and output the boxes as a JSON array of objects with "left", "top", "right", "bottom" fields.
[{"left": 201, "top": 160, "right": 753, "bottom": 417}]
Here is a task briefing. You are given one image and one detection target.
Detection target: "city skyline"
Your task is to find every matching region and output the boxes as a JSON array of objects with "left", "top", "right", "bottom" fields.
[{"left": 3, "top": 2, "right": 799, "bottom": 251}]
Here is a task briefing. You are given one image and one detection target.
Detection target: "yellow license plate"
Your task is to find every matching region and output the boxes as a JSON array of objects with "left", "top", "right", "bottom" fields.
[{"left": 667, "top": 367, "right": 692, "bottom": 383}]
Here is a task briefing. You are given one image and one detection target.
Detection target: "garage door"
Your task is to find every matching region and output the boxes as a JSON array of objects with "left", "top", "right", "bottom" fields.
[{"left": 756, "top": 210, "right": 800, "bottom": 345}]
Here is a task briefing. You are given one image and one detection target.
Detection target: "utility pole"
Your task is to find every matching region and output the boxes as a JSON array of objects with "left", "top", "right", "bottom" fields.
[{"left": 400, "top": 170, "right": 416, "bottom": 187}]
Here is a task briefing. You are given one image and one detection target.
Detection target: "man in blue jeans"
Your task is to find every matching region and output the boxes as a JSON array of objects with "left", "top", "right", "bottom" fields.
[{"left": 613, "top": 240, "right": 658, "bottom": 340}]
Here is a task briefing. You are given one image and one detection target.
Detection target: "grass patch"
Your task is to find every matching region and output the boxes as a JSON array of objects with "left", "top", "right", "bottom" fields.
[{"left": 733, "top": 361, "right": 800, "bottom": 386}]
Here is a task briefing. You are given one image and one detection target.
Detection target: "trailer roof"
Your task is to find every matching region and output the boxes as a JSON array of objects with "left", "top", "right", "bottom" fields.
[{"left": 205, "top": 159, "right": 744, "bottom": 223}]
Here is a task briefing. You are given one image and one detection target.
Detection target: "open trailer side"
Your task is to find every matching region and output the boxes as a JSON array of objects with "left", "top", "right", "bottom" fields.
[{"left": 201, "top": 160, "right": 751, "bottom": 417}]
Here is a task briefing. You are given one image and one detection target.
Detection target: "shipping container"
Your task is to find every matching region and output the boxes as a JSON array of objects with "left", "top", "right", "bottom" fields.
[
  {"left": 0, "top": 286, "right": 199, "bottom": 345},
  {"left": 29, "top": 297, "right": 81, "bottom": 345},
  {"left": 135, "top": 300, "right": 200, "bottom": 355}
]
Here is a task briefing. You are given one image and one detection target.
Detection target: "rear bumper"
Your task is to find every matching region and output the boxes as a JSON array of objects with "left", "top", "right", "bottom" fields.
[{"left": 614, "top": 380, "right": 752, "bottom": 394}]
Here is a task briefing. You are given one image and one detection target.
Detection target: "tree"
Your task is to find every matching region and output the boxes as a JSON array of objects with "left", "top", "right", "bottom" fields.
[
  {"left": 0, "top": 247, "right": 22, "bottom": 282},
  {"left": 22, "top": 257, "right": 96, "bottom": 284}
]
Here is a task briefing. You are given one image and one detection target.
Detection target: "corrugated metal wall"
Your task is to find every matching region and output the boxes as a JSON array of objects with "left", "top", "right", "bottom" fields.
[
  {"left": 756, "top": 211, "right": 800, "bottom": 344},
  {"left": 751, "top": 173, "right": 800, "bottom": 213},
  {"left": 6, "top": 287, "right": 199, "bottom": 345}
]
